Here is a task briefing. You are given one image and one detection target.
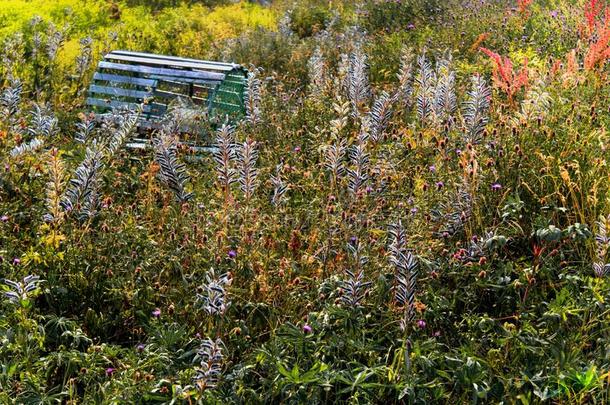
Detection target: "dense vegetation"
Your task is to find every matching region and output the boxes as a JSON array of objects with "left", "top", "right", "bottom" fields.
[{"left": 2, "top": 0, "right": 610, "bottom": 403}]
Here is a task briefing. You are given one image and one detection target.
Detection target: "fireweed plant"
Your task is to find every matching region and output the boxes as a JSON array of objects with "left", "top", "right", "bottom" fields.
[{"left": 2, "top": 0, "right": 610, "bottom": 403}]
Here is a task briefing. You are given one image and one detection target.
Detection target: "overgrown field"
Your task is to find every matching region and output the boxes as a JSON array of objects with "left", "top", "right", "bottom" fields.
[{"left": 3, "top": 0, "right": 610, "bottom": 403}]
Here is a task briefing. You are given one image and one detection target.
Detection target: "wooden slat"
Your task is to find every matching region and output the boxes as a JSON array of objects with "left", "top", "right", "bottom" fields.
[
  {"left": 113, "top": 50, "right": 239, "bottom": 69},
  {"left": 89, "top": 85, "right": 151, "bottom": 99},
  {"left": 148, "top": 74, "right": 218, "bottom": 87},
  {"left": 86, "top": 97, "right": 149, "bottom": 112},
  {"left": 108, "top": 50, "right": 235, "bottom": 68},
  {"left": 86, "top": 98, "right": 168, "bottom": 117},
  {"left": 108, "top": 50, "right": 240, "bottom": 71},
  {"left": 98, "top": 61, "right": 226, "bottom": 82},
  {"left": 93, "top": 72, "right": 157, "bottom": 87},
  {"left": 104, "top": 53, "right": 235, "bottom": 74}
]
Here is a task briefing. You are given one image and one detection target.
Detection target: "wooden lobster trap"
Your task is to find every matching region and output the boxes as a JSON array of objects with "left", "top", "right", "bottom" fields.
[{"left": 86, "top": 50, "right": 248, "bottom": 148}]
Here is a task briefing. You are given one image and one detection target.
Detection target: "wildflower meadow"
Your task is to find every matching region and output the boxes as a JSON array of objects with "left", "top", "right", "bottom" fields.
[{"left": 2, "top": 0, "right": 610, "bottom": 403}]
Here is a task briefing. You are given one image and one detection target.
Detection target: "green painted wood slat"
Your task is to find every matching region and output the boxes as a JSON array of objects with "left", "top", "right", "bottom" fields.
[
  {"left": 105, "top": 52, "right": 237, "bottom": 73},
  {"left": 98, "top": 61, "right": 226, "bottom": 82},
  {"left": 148, "top": 74, "right": 219, "bottom": 86},
  {"left": 93, "top": 72, "right": 157, "bottom": 87},
  {"left": 86, "top": 98, "right": 167, "bottom": 116},
  {"left": 86, "top": 97, "right": 149, "bottom": 112},
  {"left": 108, "top": 50, "right": 240, "bottom": 71},
  {"left": 89, "top": 85, "right": 151, "bottom": 99}
]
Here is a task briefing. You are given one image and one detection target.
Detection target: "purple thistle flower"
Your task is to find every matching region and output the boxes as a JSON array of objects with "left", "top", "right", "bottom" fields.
[
  {"left": 1, "top": 215, "right": 8, "bottom": 222},
  {"left": 429, "top": 165, "right": 436, "bottom": 173},
  {"left": 12, "top": 258, "right": 20, "bottom": 265},
  {"left": 294, "top": 146, "right": 301, "bottom": 153},
  {"left": 303, "top": 324, "right": 312, "bottom": 334},
  {"left": 417, "top": 319, "right": 426, "bottom": 329},
  {"left": 228, "top": 250, "right": 237, "bottom": 259},
  {"left": 136, "top": 344, "right": 145, "bottom": 352},
  {"left": 152, "top": 308, "right": 161, "bottom": 318},
  {"left": 491, "top": 183, "right": 502, "bottom": 191},
  {"left": 436, "top": 181, "right": 444, "bottom": 190},
  {"left": 105, "top": 368, "right": 115, "bottom": 376}
]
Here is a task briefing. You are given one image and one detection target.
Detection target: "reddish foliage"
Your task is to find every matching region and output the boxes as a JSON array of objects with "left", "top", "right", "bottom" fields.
[
  {"left": 550, "top": 58, "right": 562, "bottom": 77},
  {"left": 584, "top": 7, "right": 610, "bottom": 70},
  {"left": 566, "top": 49, "right": 578, "bottom": 76},
  {"left": 469, "top": 32, "right": 489, "bottom": 53},
  {"left": 479, "top": 47, "right": 529, "bottom": 102},
  {"left": 585, "top": 0, "right": 603, "bottom": 34},
  {"left": 518, "top": 0, "right": 534, "bottom": 16}
]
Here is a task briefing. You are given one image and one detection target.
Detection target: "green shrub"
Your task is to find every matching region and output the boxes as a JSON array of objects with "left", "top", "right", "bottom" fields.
[
  {"left": 289, "top": 5, "right": 332, "bottom": 38},
  {"left": 360, "top": 0, "right": 445, "bottom": 34}
]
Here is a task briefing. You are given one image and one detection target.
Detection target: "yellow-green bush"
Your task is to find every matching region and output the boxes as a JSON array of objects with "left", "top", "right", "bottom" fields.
[
  {"left": 1, "top": 1, "right": 277, "bottom": 57},
  {"left": 118, "top": 2, "right": 277, "bottom": 56},
  {"left": 0, "top": 0, "right": 110, "bottom": 39}
]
